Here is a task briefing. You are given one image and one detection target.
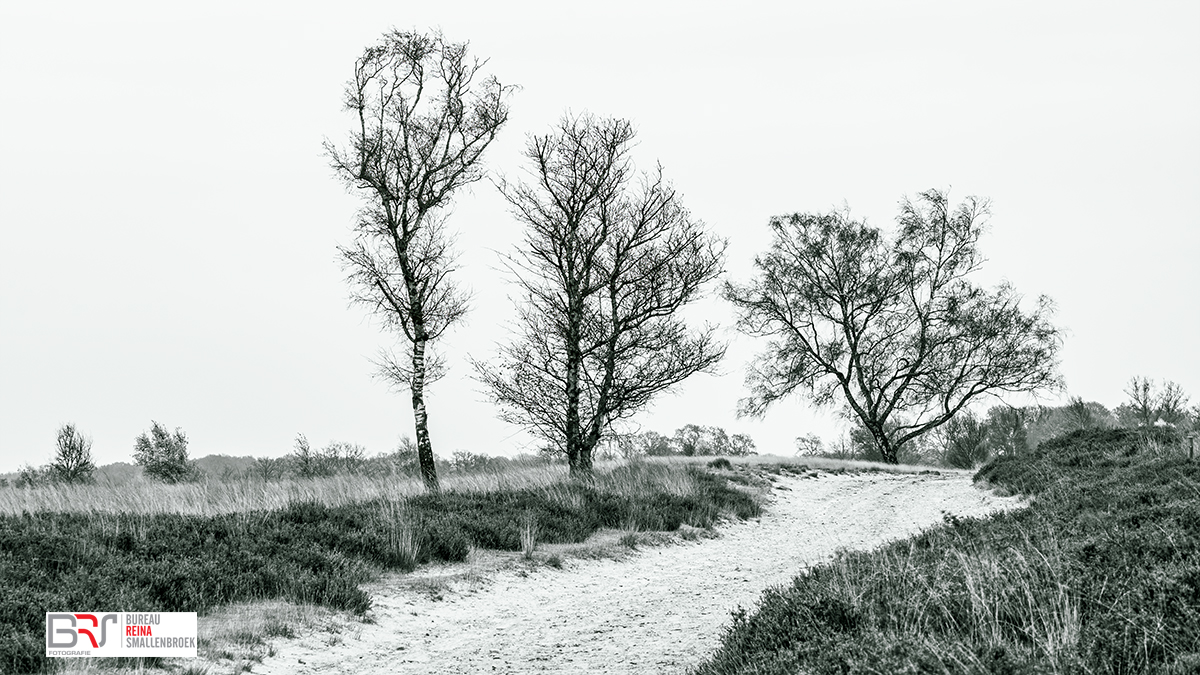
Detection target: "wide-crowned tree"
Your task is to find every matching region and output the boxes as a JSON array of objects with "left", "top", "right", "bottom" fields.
[
  {"left": 725, "top": 189, "right": 1062, "bottom": 464},
  {"left": 326, "top": 29, "right": 515, "bottom": 492},
  {"left": 475, "top": 113, "right": 726, "bottom": 475}
]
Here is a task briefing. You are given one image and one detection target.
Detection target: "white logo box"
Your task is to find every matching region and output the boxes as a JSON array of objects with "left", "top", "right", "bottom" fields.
[{"left": 46, "top": 612, "right": 197, "bottom": 658}]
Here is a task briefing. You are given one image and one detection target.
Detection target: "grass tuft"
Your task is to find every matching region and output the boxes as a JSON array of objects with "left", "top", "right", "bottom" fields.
[{"left": 521, "top": 511, "right": 538, "bottom": 560}]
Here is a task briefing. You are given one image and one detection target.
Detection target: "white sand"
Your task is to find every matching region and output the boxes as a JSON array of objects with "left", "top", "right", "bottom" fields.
[{"left": 252, "top": 470, "right": 1023, "bottom": 674}]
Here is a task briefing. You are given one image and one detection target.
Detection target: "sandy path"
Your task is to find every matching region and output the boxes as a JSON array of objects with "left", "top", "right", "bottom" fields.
[{"left": 253, "top": 471, "right": 1023, "bottom": 675}]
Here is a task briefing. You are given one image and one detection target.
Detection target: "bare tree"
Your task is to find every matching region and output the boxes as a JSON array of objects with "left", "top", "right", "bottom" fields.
[
  {"left": 794, "top": 433, "right": 823, "bottom": 456},
  {"left": 729, "top": 433, "right": 757, "bottom": 456},
  {"left": 326, "top": 29, "right": 515, "bottom": 492},
  {"left": 669, "top": 424, "right": 754, "bottom": 456},
  {"left": 474, "top": 114, "right": 726, "bottom": 475},
  {"left": 674, "top": 424, "right": 706, "bottom": 456},
  {"left": 51, "top": 423, "right": 96, "bottom": 484},
  {"left": 1117, "top": 376, "right": 1192, "bottom": 427},
  {"left": 984, "top": 405, "right": 1034, "bottom": 456},
  {"left": 634, "top": 430, "right": 675, "bottom": 456},
  {"left": 725, "top": 189, "right": 1063, "bottom": 464},
  {"left": 1120, "top": 376, "right": 1158, "bottom": 427},
  {"left": 1156, "top": 381, "right": 1191, "bottom": 426}
]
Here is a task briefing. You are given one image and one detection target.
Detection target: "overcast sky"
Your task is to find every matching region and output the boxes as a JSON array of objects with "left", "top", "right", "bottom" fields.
[{"left": 1, "top": 1, "right": 1197, "bottom": 472}]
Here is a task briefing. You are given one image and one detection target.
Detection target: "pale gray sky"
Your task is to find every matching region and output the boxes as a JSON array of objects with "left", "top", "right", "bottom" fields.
[{"left": 2, "top": 1, "right": 1197, "bottom": 471}]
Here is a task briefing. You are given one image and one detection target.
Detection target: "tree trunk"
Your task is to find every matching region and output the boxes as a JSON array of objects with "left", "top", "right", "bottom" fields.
[
  {"left": 877, "top": 435, "right": 899, "bottom": 464},
  {"left": 564, "top": 355, "right": 583, "bottom": 476},
  {"left": 564, "top": 294, "right": 589, "bottom": 478},
  {"left": 411, "top": 337, "right": 440, "bottom": 492},
  {"left": 565, "top": 415, "right": 591, "bottom": 476},
  {"left": 394, "top": 232, "right": 440, "bottom": 494},
  {"left": 579, "top": 427, "right": 603, "bottom": 475},
  {"left": 576, "top": 308, "right": 618, "bottom": 477}
]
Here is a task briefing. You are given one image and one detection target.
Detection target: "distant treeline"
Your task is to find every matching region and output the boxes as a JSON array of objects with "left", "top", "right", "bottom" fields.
[
  {"left": 587, "top": 424, "right": 758, "bottom": 460},
  {"left": 247, "top": 435, "right": 551, "bottom": 481},
  {"left": 796, "top": 376, "right": 1198, "bottom": 468},
  {"left": 3, "top": 421, "right": 762, "bottom": 489},
  {"left": 0, "top": 439, "right": 552, "bottom": 487}
]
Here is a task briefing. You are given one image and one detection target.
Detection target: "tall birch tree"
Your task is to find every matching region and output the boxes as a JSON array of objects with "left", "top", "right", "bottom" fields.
[{"left": 326, "top": 29, "right": 515, "bottom": 491}]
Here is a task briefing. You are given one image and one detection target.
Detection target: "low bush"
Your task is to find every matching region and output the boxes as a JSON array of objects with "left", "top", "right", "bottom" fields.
[
  {"left": 693, "top": 427, "right": 1200, "bottom": 675},
  {"left": 134, "top": 421, "right": 197, "bottom": 484}
]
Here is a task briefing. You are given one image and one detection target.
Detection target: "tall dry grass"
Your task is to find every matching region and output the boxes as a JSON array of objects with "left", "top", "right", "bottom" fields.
[
  {"left": 0, "top": 463, "right": 583, "bottom": 516},
  {"left": 819, "top": 524, "right": 1084, "bottom": 671},
  {"left": 0, "top": 458, "right": 717, "bottom": 517}
]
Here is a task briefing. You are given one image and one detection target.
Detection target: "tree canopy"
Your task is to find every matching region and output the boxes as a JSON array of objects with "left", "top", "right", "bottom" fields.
[
  {"left": 475, "top": 113, "right": 725, "bottom": 474},
  {"left": 725, "top": 189, "right": 1063, "bottom": 463}
]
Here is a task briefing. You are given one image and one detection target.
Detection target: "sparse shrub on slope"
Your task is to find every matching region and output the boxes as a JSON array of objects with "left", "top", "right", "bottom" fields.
[
  {"left": 14, "top": 463, "right": 52, "bottom": 488},
  {"left": 975, "top": 426, "right": 1186, "bottom": 494}
]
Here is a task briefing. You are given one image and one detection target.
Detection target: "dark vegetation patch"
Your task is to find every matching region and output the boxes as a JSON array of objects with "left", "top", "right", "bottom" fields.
[
  {"left": 0, "top": 464, "right": 757, "bottom": 673},
  {"left": 693, "top": 427, "right": 1200, "bottom": 675}
]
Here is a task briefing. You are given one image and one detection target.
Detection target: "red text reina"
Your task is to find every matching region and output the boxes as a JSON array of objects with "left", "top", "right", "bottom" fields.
[{"left": 125, "top": 625, "right": 153, "bottom": 637}]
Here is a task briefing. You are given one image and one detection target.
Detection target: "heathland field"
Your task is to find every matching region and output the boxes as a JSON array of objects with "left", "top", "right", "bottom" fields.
[
  {"left": 0, "top": 460, "right": 759, "bottom": 673},
  {"left": 3, "top": 428, "right": 1198, "bottom": 674}
]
